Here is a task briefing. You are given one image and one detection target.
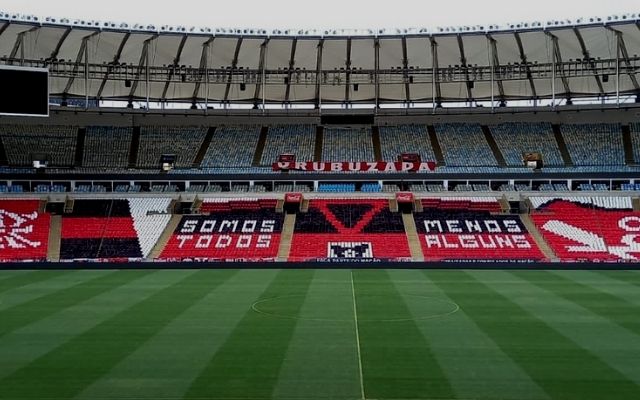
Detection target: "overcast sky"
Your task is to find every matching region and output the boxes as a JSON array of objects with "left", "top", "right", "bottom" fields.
[{"left": 1, "top": 0, "right": 638, "bottom": 30}]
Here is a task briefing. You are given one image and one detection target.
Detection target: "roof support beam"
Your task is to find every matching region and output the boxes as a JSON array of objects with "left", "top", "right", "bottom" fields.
[
  {"left": 48, "top": 27, "right": 72, "bottom": 61},
  {"left": 160, "top": 34, "right": 188, "bottom": 102},
  {"left": 0, "top": 22, "right": 10, "bottom": 40},
  {"left": 9, "top": 26, "right": 39, "bottom": 62},
  {"left": 284, "top": 38, "right": 298, "bottom": 104},
  {"left": 63, "top": 30, "right": 100, "bottom": 95},
  {"left": 191, "top": 37, "right": 214, "bottom": 103},
  {"left": 374, "top": 39, "right": 380, "bottom": 109},
  {"left": 96, "top": 33, "right": 130, "bottom": 101},
  {"left": 456, "top": 34, "right": 473, "bottom": 103},
  {"left": 401, "top": 36, "right": 411, "bottom": 105},
  {"left": 128, "top": 34, "right": 159, "bottom": 100},
  {"left": 429, "top": 37, "right": 442, "bottom": 106},
  {"left": 252, "top": 38, "right": 269, "bottom": 108},
  {"left": 606, "top": 26, "right": 640, "bottom": 92},
  {"left": 314, "top": 39, "right": 324, "bottom": 109},
  {"left": 546, "top": 32, "right": 572, "bottom": 101},
  {"left": 573, "top": 27, "right": 605, "bottom": 95},
  {"left": 487, "top": 34, "right": 505, "bottom": 103},
  {"left": 513, "top": 32, "right": 538, "bottom": 99},
  {"left": 222, "top": 38, "right": 244, "bottom": 104},
  {"left": 344, "top": 38, "right": 352, "bottom": 104}
]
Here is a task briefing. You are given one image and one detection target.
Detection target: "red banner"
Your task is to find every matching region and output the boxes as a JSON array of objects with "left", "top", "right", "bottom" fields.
[
  {"left": 285, "top": 193, "right": 303, "bottom": 203},
  {"left": 396, "top": 192, "right": 415, "bottom": 204},
  {"left": 272, "top": 161, "right": 436, "bottom": 172}
]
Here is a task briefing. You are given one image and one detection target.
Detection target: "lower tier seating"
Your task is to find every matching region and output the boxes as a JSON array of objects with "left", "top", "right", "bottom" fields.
[
  {"left": 60, "top": 199, "right": 171, "bottom": 260},
  {"left": 414, "top": 203, "right": 543, "bottom": 261},
  {"left": 0, "top": 200, "right": 50, "bottom": 261},
  {"left": 289, "top": 199, "right": 411, "bottom": 261},
  {"left": 530, "top": 197, "right": 640, "bottom": 262},
  {"left": 160, "top": 199, "right": 283, "bottom": 261}
]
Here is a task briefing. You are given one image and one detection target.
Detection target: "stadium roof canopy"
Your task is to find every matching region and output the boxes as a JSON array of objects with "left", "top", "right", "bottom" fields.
[{"left": 0, "top": 13, "right": 639, "bottom": 107}]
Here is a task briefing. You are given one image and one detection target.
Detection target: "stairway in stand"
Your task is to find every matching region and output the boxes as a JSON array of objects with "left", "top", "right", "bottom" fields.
[
  {"left": 47, "top": 215, "right": 62, "bottom": 262},
  {"left": 277, "top": 213, "right": 297, "bottom": 261},
  {"left": 402, "top": 213, "right": 424, "bottom": 262},
  {"left": 520, "top": 214, "right": 557, "bottom": 261},
  {"left": 146, "top": 215, "right": 182, "bottom": 260}
]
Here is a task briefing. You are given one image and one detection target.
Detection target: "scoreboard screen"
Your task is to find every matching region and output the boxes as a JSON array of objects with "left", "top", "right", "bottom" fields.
[{"left": 0, "top": 66, "right": 49, "bottom": 117}]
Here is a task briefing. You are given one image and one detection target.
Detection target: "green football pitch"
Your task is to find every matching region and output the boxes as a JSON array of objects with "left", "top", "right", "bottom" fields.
[{"left": 1, "top": 268, "right": 640, "bottom": 400}]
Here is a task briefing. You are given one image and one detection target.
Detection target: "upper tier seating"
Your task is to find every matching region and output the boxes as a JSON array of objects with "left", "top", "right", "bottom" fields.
[
  {"left": 414, "top": 199, "right": 542, "bottom": 261},
  {"left": 378, "top": 124, "right": 436, "bottom": 162},
  {"left": 560, "top": 124, "right": 624, "bottom": 165},
  {"left": 322, "top": 127, "right": 374, "bottom": 161},
  {"left": 490, "top": 122, "right": 564, "bottom": 166},
  {"left": 136, "top": 126, "right": 207, "bottom": 168},
  {"left": 530, "top": 197, "right": 640, "bottom": 262},
  {"left": 0, "top": 200, "right": 50, "bottom": 261},
  {"left": 201, "top": 125, "right": 261, "bottom": 167},
  {"left": 318, "top": 183, "right": 356, "bottom": 193},
  {"left": 83, "top": 126, "right": 133, "bottom": 168},
  {"left": 260, "top": 125, "right": 316, "bottom": 165},
  {"left": 630, "top": 123, "right": 640, "bottom": 164},
  {"left": 160, "top": 199, "right": 283, "bottom": 261},
  {"left": 0, "top": 125, "right": 77, "bottom": 166},
  {"left": 434, "top": 123, "right": 497, "bottom": 166},
  {"left": 290, "top": 199, "right": 411, "bottom": 261}
]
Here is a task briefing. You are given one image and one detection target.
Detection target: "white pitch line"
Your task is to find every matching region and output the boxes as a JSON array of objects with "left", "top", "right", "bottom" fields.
[{"left": 350, "top": 270, "right": 366, "bottom": 400}]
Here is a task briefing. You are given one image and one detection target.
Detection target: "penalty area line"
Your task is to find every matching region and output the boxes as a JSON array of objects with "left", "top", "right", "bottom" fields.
[{"left": 350, "top": 270, "right": 366, "bottom": 400}]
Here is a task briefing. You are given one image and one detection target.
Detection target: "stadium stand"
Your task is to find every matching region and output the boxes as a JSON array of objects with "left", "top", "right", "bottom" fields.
[
  {"left": 82, "top": 126, "right": 133, "bottom": 168},
  {"left": 414, "top": 198, "right": 543, "bottom": 261},
  {"left": 0, "top": 125, "right": 77, "bottom": 166},
  {"left": 136, "top": 126, "right": 207, "bottom": 168},
  {"left": 322, "top": 127, "right": 374, "bottom": 161},
  {"left": 0, "top": 200, "right": 50, "bottom": 261},
  {"left": 378, "top": 124, "right": 436, "bottom": 162},
  {"left": 560, "top": 124, "right": 624, "bottom": 165},
  {"left": 260, "top": 125, "right": 316, "bottom": 165},
  {"left": 490, "top": 122, "right": 564, "bottom": 166},
  {"left": 60, "top": 199, "right": 171, "bottom": 260},
  {"left": 530, "top": 197, "right": 640, "bottom": 262},
  {"left": 160, "top": 198, "right": 283, "bottom": 261},
  {"left": 433, "top": 123, "right": 497, "bottom": 166},
  {"left": 289, "top": 199, "right": 411, "bottom": 261},
  {"left": 201, "top": 125, "right": 261, "bottom": 167}
]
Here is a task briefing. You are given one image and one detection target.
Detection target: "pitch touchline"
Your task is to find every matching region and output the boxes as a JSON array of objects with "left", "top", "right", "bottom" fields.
[{"left": 351, "top": 270, "right": 366, "bottom": 400}]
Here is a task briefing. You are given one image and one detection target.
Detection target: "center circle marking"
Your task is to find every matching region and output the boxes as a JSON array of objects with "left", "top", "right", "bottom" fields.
[{"left": 251, "top": 294, "right": 459, "bottom": 322}]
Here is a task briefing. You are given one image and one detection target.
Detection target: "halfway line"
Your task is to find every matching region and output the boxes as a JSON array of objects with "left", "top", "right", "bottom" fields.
[{"left": 350, "top": 270, "right": 366, "bottom": 400}]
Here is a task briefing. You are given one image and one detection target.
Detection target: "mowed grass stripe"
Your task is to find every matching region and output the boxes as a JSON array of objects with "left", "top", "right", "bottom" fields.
[
  {"left": 552, "top": 270, "right": 640, "bottom": 307},
  {"left": 493, "top": 271, "right": 640, "bottom": 389},
  {"left": 0, "top": 270, "right": 71, "bottom": 295},
  {"left": 461, "top": 270, "right": 640, "bottom": 400},
  {"left": 595, "top": 270, "right": 640, "bottom": 287},
  {"left": 353, "top": 270, "right": 455, "bottom": 400},
  {"left": 185, "top": 269, "right": 315, "bottom": 400},
  {"left": 516, "top": 270, "right": 640, "bottom": 337},
  {"left": 0, "top": 270, "right": 188, "bottom": 382},
  {"left": 429, "top": 270, "right": 640, "bottom": 400},
  {"left": 387, "top": 270, "right": 549, "bottom": 400},
  {"left": 0, "top": 270, "right": 113, "bottom": 312},
  {"left": 0, "top": 270, "right": 148, "bottom": 338},
  {"left": 273, "top": 269, "right": 361, "bottom": 400},
  {"left": 0, "top": 269, "right": 237, "bottom": 400},
  {"left": 76, "top": 269, "right": 280, "bottom": 400}
]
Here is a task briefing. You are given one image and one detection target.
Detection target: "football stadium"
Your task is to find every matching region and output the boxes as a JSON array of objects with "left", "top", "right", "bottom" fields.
[{"left": 1, "top": 1, "right": 640, "bottom": 398}]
